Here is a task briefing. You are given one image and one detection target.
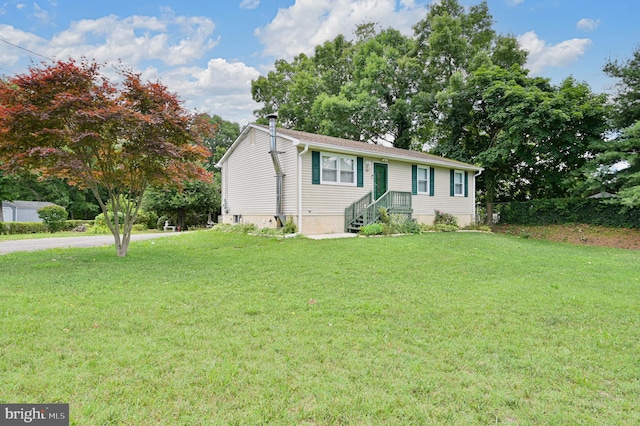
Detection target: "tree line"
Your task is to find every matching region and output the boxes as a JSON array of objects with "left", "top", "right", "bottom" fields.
[{"left": 252, "top": 0, "right": 639, "bottom": 220}]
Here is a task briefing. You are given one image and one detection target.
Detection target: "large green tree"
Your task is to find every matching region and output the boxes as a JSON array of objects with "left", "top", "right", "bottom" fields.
[
  {"left": 312, "top": 27, "right": 418, "bottom": 148},
  {"left": 602, "top": 123, "right": 640, "bottom": 206},
  {"left": 253, "top": 26, "right": 422, "bottom": 146},
  {"left": 252, "top": 35, "right": 353, "bottom": 133},
  {"left": 144, "top": 179, "right": 220, "bottom": 229},
  {"left": 580, "top": 48, "right": 640, "bottom": 206},
  {"left": 200, "top": 113, "right": 241, "bottom": 169},
  {"left": 250, "top": 0, "right": 608, "bottom": 223},
  {"left": 0, "top": 59, "right": 211, "bottom": 256},
  {"left": 434, "top": 66, "right": 607, "bottom": 223},
  {"left": 153, "top": 113, "right": 238, "bottom": 228},
  {"left": 251, "top": 1, "right": 525, "bottom": 149},
  {"left": 0, "top": 171, "right": 20, "bottom": 222},
  {"left": 411, "top": 0, "right": 526, "bottom": 147}
]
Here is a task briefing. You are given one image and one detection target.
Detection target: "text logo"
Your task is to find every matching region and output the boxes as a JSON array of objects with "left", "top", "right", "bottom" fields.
[{"left": 1, "top": 404, "right": 68, "bottom": 425}]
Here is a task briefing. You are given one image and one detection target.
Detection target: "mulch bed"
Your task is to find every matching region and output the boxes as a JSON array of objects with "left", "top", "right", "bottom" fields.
[{"left": 491, "top": 224, "right": 640, "bottom": 250}]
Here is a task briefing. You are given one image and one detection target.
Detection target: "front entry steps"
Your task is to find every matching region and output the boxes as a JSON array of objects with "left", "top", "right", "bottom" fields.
[{"left": 345, "top": 191, "right": 413, "bottom": 233}]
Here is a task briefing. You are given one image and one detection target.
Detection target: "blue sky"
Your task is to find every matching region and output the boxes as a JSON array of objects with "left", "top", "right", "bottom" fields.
[{"left": 1, "top": 0, "right": 638, "bottom": 125}]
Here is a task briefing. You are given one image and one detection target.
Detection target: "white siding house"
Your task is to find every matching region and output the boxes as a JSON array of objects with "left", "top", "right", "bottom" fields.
[{"left": 216, "top": 122, "right": 482, "bottom": 235}]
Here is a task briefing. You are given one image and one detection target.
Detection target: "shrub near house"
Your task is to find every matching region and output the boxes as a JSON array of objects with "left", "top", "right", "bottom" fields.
[{"left": 37, "top": 205, "right": 68, "bottom": 233}]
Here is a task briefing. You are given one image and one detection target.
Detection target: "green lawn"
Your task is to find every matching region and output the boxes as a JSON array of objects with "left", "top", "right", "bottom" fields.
[{"left": 1, "top": 231, "right": 638, "bottom": 425}]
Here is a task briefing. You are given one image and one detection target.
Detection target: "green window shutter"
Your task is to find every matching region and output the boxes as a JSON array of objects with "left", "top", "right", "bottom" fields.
[
  {"left": 357, "top": 157, "right": 364, "bottom": 187},
  {"left": 464, "top": 171, "right": 469, "bottom": 197},
  {"left": 312, "top": 151, "right": 320, "bottom": 184},
  {"left": 411, "top": 165, "right": 417, "bottom": 195},
  {"left": 450, "top": 169, "right": 455, "bottom": 196},
  {"left": 429, "top": 167, "right": 435, "bottom": 196}
]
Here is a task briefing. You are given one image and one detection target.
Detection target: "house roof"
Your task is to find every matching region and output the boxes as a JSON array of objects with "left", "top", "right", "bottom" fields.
[
  {"left": 2, "top": 200, "right": 57, "bottom": 209},
  {"left": 217, "top": 124, "right": 483, "bottom": 172}
]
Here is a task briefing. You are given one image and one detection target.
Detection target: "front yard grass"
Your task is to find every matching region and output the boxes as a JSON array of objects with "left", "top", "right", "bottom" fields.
[{"left": 1, "top": 231, "right": 638, "bottom": 424}]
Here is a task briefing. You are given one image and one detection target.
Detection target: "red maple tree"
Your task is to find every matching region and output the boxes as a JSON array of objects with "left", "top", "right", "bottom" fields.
[{"left": 0, "top": 59, "right": 211, "bottom": 256}]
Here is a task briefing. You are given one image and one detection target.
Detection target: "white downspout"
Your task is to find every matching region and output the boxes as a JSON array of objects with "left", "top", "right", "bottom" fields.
[
  {"left": 298, "top": 143, "right": 309, "bottom": 234},
  {"left": 267, "top": 113, "right": 285, "bottom": 227},
  {"left": 473, "top": 169, "right": 483, "bottom": 225}
]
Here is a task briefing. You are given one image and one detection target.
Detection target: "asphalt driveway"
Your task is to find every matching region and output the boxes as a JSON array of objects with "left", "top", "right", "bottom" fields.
[{"left": 0, "top": 232, "right": 183, "bottom": 255}]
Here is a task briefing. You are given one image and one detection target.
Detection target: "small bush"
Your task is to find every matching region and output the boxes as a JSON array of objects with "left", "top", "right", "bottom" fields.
[
  {"left": 434, "top": 210, "right": 458, "bottom": 227},
  {"left": 91, "top": 212, "right": 131, "bottom": 234},
  {"left": 419, "top": 223, "right": 433, "bottom": 232},
  {"left": 386, "top": 214, "right": 419, "bottom": 234},
  {"left": 37, "top": 205, "right": 68, "bottom": 233},
  {"left": 360, "top": 223, "right": 384, "bottom": 236},
  {"left": 135, "top": 209, "right": 158, "bottom": 229},
  {"left": 378, "top": 208, "right": 391, "bottom": 225},
  {"left": 282, "top": 217, "right": 298, "bottom": 234},
  {"left": 257, "top": 227, "right": 281, "bottom": 236},
  {"left": 212, "top": 223, "right": 257, "bottom": 234},
  {"left": 94, "top": 211, "right": 125, "bottom": 227},
  {"left": 434, "top": 224, "right": 458, "bottom": 232},
  {"left": 498, "top": 198, "right": 640, "bottom": 228},
  {"left": 0, "top": 222, "right": 48, "bottom": 235},
  {"left": 519, "top": 229, "right": 531, "bottom": 239},
  {"left": 87, "top": 225, "right": 110, "bottom": 234},
  {"left": 397, "top": 219, "right": 422, "bottom": 234}
]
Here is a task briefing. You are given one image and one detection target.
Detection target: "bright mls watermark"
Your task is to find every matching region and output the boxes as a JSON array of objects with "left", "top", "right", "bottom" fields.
[{"left": 1, "top": 404, "right": 68, "bottom": 425}]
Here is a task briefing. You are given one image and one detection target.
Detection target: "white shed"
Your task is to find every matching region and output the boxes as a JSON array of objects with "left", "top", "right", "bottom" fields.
[{"left": 1, "top": 201, "right": 58, "bottom": 222}]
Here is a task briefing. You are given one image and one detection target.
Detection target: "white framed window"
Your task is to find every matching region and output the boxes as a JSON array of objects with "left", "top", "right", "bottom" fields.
[
  {"left": 453, "top": 170, "right": 464, "bottom": 196},
  {"left": 321, "top": 153, "right": 356, "bottom": 185},
  {"left": 417, "top": 166, "right": 430, "bottom": 194}
]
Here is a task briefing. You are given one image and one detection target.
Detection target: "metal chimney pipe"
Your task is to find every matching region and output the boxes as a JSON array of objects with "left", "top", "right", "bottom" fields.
[{"left": 267, "top": 113, "right": 285, "bottom": 227}]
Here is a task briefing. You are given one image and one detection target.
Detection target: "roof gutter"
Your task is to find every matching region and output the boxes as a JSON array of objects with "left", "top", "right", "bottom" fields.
[{"left": 298, "top": 143, "right": 309, "bottom": 234}]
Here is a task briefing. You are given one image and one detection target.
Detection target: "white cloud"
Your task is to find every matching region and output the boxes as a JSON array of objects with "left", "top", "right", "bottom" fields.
[
  {"left": 517, "top": 31, "right": 591, "bottom": 74},
  {"left": 0, "top": 24, "right": 49, "bottom": 66},
  {"left": 507, "top": 0, "right": 524, "bottom": 5},
  {"left": 240, "top": 0, "right": 260, "bottom": 10},
  {"left": 157, "top": 58, "right": 261, "bottom": 125},
  {"left": 51, "top": 13, "right": 258, "bottom": 122},
  {"left": 255, "top": 0, "right": 429, "bottom": 60},
  {"left": 1, "top": 13, "right": 259, "bottom": 124},
  {"left": 576, "top": 18, "right": 600, "bottom": 32},
  {"left": 47, "top": 14, "right": 218, "bottom": 67}
]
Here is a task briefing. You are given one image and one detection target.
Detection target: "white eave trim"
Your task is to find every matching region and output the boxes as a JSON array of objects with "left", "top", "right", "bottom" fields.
[
  {"left": 215, "top": 124, "right": 482, "bottom": 172},
  {"left": 291, "top": 139, "right": 483, "bottom": 172}
]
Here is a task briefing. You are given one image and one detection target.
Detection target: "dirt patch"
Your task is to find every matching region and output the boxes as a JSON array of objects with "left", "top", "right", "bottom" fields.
[{"left": 491, "top": 224, "right": 640, "bottom": 250}]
